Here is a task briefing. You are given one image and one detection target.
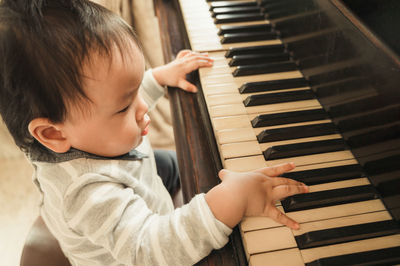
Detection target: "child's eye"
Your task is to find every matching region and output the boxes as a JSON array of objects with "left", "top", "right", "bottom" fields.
[{"left": 117, "top": 105, "right": 130, "bottom": 114}]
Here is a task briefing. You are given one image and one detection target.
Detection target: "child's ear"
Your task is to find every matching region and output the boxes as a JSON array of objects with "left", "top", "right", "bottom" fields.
[{"left": 28, "top": 118, "right": 71, "bottom": 153}]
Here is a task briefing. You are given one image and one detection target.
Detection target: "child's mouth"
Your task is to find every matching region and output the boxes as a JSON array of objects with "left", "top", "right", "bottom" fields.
[
  {"left": 141, "top": 115, "right": 151, "bottom": 136},
  {"left": 141, "top": 125, "right": 149, "bottom": 136}
]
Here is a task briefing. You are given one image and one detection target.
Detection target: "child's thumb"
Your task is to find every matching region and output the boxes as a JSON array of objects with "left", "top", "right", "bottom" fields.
[
  {"left": 218, "top": 169, "right": 231, "bottom": 181},
  {"left": 179, "top": 79, "right": 197, "bottom": 93}
]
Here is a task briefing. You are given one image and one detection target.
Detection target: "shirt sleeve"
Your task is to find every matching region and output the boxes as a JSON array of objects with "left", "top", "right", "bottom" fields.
[
  {"left": 140, "top": 69, "right": 165, "bottom": 111},
  {"left": 63, "top": 175, "right": 232, "bottom": 266}
]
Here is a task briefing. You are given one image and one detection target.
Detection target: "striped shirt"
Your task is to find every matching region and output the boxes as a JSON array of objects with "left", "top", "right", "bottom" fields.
[{"left": 28, "top": 70, "right": 231, "bottom": 266}]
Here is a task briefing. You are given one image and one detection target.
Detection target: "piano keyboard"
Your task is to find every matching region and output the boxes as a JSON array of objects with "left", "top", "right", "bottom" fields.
[
  {"left": 178, "top": 0, "right": 400, "bottom": 265},
  {"left": 179, "top": 0, "right": 280, "bottom": 51}
]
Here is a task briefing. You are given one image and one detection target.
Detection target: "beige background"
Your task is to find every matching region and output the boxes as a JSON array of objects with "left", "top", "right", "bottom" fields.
[{"left": 0, "top": 1, "right": 175, "bottom": 265}]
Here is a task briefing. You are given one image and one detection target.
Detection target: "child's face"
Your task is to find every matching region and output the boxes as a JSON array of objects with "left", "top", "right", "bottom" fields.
[{"left": 61, "top": 42, "right": 148, "bottom": 157}]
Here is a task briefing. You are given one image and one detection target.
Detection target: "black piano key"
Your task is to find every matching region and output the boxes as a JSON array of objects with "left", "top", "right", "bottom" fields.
[
  {"left": 281, "top": 164, "right": 364, "bottom": 186},
  {"left": 261, "top": 0, "right": 314, "bottom": 8},
  {"left": 312, "top": 77, "right": 368, "bottom": 98},
  {"left": 265, "top": 5, "right": 318, "bottom": 20},
  {"left": 233, "top": 61, "right": 297, "bottom": 76},
  {"left": 214, "top": 13, "right": 265, "bottom": 24},
  {"left": 229, "top": 53, "right": 290, "bottom": 66},
  {"left": 243, "top": 89, "right": 314, "bottom": 107},
  {"left": 221, "top": 31, "right": 277, "bottom": 44},
  {"left": 378, "top": 178, "right": 400, "bottom": 200},
  {"left": 259, "top": 0, "right": 282, "bottom": 4},
  {"left": 225, "top": 44, "right": 285, "bottom": 57},
  {"left": 218, "top": 24, "right": 272, "bottom": 35},
  {"left": 306, "top": 246, "right": 400, "bottom": 266},
  {"left": 364, "top": 154, "right": 400, "bottom": 176},
  {"left": 212, "top": 6, "right": 262, "bottom": 17},
  {"left": 347, "top": 123, "right": 400, "bottom": 149},
  {"left": 263, "top": 138, "right": 346, "bottom": 160},
  {"left": 240, "top": 77, "right": 309, "bottom": 93},
  {"left": 257, "top": 122, "right": 337, "bottom": 143},
  {"left": 251, "top": 108, "right": 328, "bottom": 128},
  {"left": 281, "top": 185, "right": 379, "bottom": 212},
  {"left": 209, "top": 1, "right": 258, "bottom": 10},
  {"left": 328, "top": 95, "right": 384, "bottom": 117},
  {"left": 296, "top": 220, "right": 400, "bottom": 249},
  {"left": 337, "top": 106, "right": 400, "bottom": 132}
]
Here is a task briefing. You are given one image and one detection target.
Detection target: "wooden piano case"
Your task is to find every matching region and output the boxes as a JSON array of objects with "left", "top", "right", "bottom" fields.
[{"left": 153, "top": 0, "right": 247, "bottom": 265}]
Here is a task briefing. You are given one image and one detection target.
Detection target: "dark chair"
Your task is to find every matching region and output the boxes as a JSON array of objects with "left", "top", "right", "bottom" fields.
[{"left": 20, "top": 216, "right": 71, "bottom": 266}]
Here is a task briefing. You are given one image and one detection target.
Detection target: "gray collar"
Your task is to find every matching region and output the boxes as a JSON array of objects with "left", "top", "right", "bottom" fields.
[{"left": 27, "top": 142, "right": 148, "bottom": 163}]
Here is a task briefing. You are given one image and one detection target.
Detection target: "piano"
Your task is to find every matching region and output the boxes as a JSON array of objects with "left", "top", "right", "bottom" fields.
[{"left": 153, "top": 0, "right": 400, "bottom": 265}]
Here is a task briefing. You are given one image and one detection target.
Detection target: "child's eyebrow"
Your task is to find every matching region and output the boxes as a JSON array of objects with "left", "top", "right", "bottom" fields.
[{"left": 120, "top": 87, "right": 137, "bottom": 102}]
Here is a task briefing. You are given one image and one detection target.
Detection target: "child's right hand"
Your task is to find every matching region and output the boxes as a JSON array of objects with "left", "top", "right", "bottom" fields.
[
  {"left": 205, "top": 162, "right": 308, "bottom": 229},
  {"left": 152, "top": 50, "right": 213, "bottom": 92}
]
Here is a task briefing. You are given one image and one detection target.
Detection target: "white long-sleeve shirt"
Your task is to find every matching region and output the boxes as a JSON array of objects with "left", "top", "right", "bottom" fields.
[{"left": 28, "top": 70, "right": 232, "bottom": 266}]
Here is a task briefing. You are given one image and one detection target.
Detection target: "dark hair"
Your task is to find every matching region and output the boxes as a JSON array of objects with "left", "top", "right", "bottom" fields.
[{"left": 0, "top": 0, "right": 140, "bottom": 151}]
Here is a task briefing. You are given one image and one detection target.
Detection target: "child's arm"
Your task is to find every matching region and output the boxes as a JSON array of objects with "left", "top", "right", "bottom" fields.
[
  {"left": 61, "top": 162, "right": 307, "bottom": 265},
  {"left": 151, "top": 50, "right": 214, "bottom": 92},
  {"left": 205, "top": 162, "right": 308, "bottom": 229}
]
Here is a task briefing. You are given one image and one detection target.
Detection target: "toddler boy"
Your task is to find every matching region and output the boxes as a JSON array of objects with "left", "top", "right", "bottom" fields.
[{"left": 0, "top": 0, "right": 308, "bottom": 265}]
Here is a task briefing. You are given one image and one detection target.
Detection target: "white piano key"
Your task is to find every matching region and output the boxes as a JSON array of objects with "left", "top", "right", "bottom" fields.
[
  {"left": 224, "top": 150, "right": 355, "bottom": 170},
  {"left": 201, "top": 70, "right": 302, "bottom": 86},
  {"left": 288, "top": 199, "right": 386, "bottom": 224},
  {"left": 216, "top": 127, "right": 257, "bottom": 144},
  {"left": 307, "top": 177, "right": 371, "bottom": 193},
  {"left": 209, "top": 100, "right": 321, "bottom": 117},
  {"left": 301, "top": 234, "right": 400, "bottom": 264},
  {"left": 292, "top": 210, "right": 392, "bottom": 237},
  {"left": 211, "top": 109, "right": 325, "bottom": 130},
  {"left": 220, "top": 134, "right": 341, "bottom": 158},
  {"left": 242, "top": 226, "right": 297, "bottom": 254},
  {"left": 205, "top": 87, "right": 311, "bottom": 105},
  {"left": 249, "top": 248, "right": 304, "bottom": 266},
  {"left": 216, "top": 117, "right": 332, "bottom": 135},
  {"left": 241, "top": 206, "right": 286, "bottom": 232}
]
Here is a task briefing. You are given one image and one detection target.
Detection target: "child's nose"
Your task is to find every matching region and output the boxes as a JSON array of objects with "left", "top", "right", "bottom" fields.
[{"left": 136, "top": 96, "right": 148, "bottom": 121}]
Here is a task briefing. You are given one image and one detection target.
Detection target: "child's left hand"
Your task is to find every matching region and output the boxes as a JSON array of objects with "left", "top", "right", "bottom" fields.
[{"left": 152, "top": 50, "right": 214, "bottom": 92}]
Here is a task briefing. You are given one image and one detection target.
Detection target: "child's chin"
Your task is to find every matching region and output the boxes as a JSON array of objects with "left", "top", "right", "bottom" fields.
[{"left": 132, "top": 137, "right": 144, "bottom": 149}]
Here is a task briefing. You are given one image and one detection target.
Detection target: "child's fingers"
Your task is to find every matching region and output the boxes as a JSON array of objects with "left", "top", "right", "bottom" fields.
[
  {"left": 192, "top": 54, "right": 213, "bottom": 62},
  {"left": 254, "top": 162, "right": 295, "bottom": 177},
  {"left": 187, "top": 55, "right": 214, "bottom": 65},
  {"left": 266, "top": 206, "right": 300, "bottom": 230},
  {"left": 178, "top": 79, "right": 197, "bottom": 93},
  {"left": 271, "top": 183, "right": 309, "bottom": 200},
  {"left": 268, "top": 176, "right": 307, "bottom": 188},
  {"left": 185, "top": 59, "right": 213, "bottom": 72},
  {"left": 176, "top": 49, "right": 192, "bottom": 58},
  {"left": 185, "top": 51, "right": 210, "bottom": 58},
  {"left": 185, "top": 54, "right": 214, "bottom": 64}
]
